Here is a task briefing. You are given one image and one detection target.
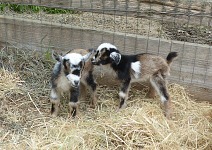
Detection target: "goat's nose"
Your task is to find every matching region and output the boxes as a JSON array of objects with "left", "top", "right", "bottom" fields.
[{"left": 74, "top": 80, "right": 79, "bottom": 86}]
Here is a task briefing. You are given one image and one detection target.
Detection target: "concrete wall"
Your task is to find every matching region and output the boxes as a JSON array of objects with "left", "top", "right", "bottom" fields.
[{"left": 0, "top": 15, "right": 211, "bottom": 102}]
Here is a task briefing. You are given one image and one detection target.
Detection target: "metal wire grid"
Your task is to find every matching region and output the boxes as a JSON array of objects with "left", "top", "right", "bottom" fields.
[{"left": 1, "top": 0, "right": 211, "bottom": 45}]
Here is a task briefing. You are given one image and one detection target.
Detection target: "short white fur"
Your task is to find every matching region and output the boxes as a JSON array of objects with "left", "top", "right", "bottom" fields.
[
  {"left": 97, "top": 43, "right": 117, "bottom": 51},
  {"left": 64, "top": 53, "right": 83, "bottom": 65},
  {"left": 66, "top": 74, "right": 80, "bottom": 87},
  {"left": 131, "top": 61, "right": 141, "bottom": 79},
  {"left": 119, "top": 91, "right": 126, "bottom": 99},
  {"left": 50, "top": 89, "right": 58, "bottom": 100}
]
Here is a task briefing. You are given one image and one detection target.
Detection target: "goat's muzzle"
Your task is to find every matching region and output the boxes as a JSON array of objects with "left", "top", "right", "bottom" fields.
[
  {"left": 91, "top": 61, "right": 100, "bottom": 65},
  {"left": 66, "top": 74, "right": 80, "bottom": 88},
  {"left": 91, "top": 58, "right": 100, "bottom": 65}
]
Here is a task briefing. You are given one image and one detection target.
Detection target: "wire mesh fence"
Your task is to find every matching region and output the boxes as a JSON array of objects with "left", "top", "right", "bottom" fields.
[
  {"left": 0, "top": 0, "right": 211, "bottom": 99},
  {"left": 1, "top": 0, "right": 212, "bottom": 44}
]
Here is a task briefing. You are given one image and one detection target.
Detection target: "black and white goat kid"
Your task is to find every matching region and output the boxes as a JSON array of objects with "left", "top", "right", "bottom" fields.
[
  {"left": 50, "top": 49, "right": 97, "bottom": 118},
  {"left": 91, "top": 43, "right": 178, "bottom": 118}
]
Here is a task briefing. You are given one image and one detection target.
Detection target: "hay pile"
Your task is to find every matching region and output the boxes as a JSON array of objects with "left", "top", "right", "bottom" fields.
[{"left": 0, "top": 47, "right": 211, "bottom": 150}]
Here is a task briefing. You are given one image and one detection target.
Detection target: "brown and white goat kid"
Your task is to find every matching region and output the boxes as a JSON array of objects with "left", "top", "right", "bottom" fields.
[
  {"left": 50, "top": 49, "right": 97, "bottom": 118},
  {"left": 91, "top": 43, "right": 178, "bottom": 118}
]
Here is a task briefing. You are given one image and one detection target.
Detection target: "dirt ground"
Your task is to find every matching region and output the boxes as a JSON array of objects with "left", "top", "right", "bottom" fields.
[{"left": 163, "top": 22, "right": 212, "bottom": 45}]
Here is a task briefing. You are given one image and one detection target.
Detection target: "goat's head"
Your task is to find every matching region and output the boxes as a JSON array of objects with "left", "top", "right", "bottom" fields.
[
  {"left": 53, "top": 51, "right": 92, "bottom": 88},
  {"left": 91, "top": 43, "right": 121, "bottom": 65}
]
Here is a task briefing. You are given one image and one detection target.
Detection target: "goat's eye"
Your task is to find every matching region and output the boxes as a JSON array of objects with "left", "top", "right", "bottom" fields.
[
  {"left": 71, "top": 64, "right": 81, "bottom": 69},
  {"left": 71, "top": 65, "right": 77, "bottom": 68},
  {"left": 95, "top": 51, "right": 99, "bottom": 58}
]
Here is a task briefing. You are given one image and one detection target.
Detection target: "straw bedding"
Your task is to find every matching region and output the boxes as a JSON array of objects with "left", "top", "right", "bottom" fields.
[{"left": 0, "top": 47, "right": 211, "bottom": 150}]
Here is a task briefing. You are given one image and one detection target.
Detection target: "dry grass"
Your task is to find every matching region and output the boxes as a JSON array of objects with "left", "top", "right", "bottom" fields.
[{"left": 0, "top": 46, "right": 211, "bottom": 150}]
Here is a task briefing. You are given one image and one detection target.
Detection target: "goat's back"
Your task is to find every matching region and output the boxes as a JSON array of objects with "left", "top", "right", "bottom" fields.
[
  {"left": 137, "top": 54, "right": 170, "bottom": 77},
  {"left": 70, "top": 49, "right": 89, "bottom": 55}
]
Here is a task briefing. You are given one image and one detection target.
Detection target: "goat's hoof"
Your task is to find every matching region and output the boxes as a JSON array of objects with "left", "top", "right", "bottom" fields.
[
  {"left": 116, "top": 108, "right": 120, "bottom": 112},
  {"left": 116, "top": 106, "right": 126, "bottom": 112},
  {"left": 165, "top": 115, "right": 171, "bottom": 120},
  {"left": 90, "top": 104, "right": 96, "bottom": 109},
  {"left": 51, "top": 113, "right": 58, "bottom": 118},
  {"left": 164, "top": 112, "right": 172, "bottom": 119},
  {"left": 119, "top": 103, "right": 127, "bottom": 109},
  {"left": 69, "top": 111, "right": 80, "bottom": 119},
  {"left": 69, "top": 114, "right": 81, "bottom": 120},
  {"left": 68, "top": 113, "right": 75, "bottom": 119}
]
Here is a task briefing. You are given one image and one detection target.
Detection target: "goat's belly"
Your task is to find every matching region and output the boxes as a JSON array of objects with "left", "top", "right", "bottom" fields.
[
  {"left": 57, "top": 76, "right": 71, "bottom": 92},
  {"left": 131, "top": 75, "right": 150, "bottom": 83}
]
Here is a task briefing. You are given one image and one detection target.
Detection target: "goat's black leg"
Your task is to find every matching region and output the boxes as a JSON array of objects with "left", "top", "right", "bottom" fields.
[
  {"left": 119, "top": 78, "right": 131, "bottom": 109},
  {"left": 50, "top": 88, "right": 60, "bottom": 117},
  {"left": 150, "top": 73, "right": 171, "bottom": 119},
  {"left": 85, "top": 71, "right": 97, "bottom": 108},
  {"left": 69, "top": 87, "right": 80, "bottom": 118}
]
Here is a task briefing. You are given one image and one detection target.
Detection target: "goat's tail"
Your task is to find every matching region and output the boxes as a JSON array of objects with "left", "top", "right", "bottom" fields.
[{"left": 166, "top": 52, "right": 178, "bottom": 65}]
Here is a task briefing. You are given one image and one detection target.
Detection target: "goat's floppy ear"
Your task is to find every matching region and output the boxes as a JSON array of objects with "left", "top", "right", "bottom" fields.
[
  {"left": 88, "top": 48, "right": 96, "bottom": 53},
  {"left": 82, "top": 51, "right": 93, "bottom": 62},
  {"left": 52, "top": 51, "right": 63, "bottom": 62},
  {"left": 110, "top": 52, "right": 121, "bottom": 65},
  {"left": 88, "top": 48, "right": 96, "bottom": 58}
]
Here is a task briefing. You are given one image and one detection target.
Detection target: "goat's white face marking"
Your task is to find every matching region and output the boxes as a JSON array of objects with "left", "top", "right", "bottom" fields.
[
  {"left": 131, "top": 61, "right": 141, "bottom": 79},
  {"left": 66, "top": 74, "right": 80, "bottom": 87},
  {"left": 63, "top": 53, "right": 87, "bottom": 87},
  {"left": 64, "top": 53, "right": 83, "bottom": 66}
]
